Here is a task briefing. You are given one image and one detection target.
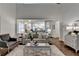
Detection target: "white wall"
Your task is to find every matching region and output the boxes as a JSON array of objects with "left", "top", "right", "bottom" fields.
[
  {"left": 61, "top": 3, "right": 79, "bottom": 40},
  {"left": 0, "top": 17, "right": 1, "bottom": 33},
  {"left": 0, "top": 4, "right": 16, "bottom": 37},
  {"left": 62, "top": 3, "right": 79, "bottom": 24},
  {"left": 52, "top": 21, "right": 60, "bottom": 38}
]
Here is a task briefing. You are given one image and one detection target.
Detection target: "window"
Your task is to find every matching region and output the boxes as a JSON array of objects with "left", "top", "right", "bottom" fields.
[
  {"left": 16, "top": 19, "right": 52, "bottom": 34},
  {"left": 17, "top": 20, "right": 25, "bottom": 33},
  {"left": 32, "top": 22, "right": 45, "bottom": 32},
  {"left": 17, "top": 19, "right": 32, "bottom": 33}
]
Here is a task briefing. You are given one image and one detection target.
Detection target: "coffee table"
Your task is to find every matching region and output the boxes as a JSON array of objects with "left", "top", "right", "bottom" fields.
[
  {"left": 24, "top": 43, "right": 51, "bottom": 56},
  {"left": 26, "top": 43, "right": 49, "bottom": 46}
]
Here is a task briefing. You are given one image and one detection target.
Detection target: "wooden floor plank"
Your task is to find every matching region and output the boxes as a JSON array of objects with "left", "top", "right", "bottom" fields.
[{"left": 52, "top": 38, "right": 79, "bottom": 56}]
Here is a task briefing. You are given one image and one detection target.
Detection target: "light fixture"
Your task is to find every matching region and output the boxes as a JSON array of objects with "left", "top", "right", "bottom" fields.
[{"left": 56, "top": 3, "right": 61, "bottom": 5}]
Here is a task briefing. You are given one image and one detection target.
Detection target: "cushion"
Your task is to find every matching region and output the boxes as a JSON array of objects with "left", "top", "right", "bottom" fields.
[
  {"left": 0, "top": 34, "right": 10, "bottom": 41},
  {"left": 0, "top": 38, "right": 2, "bottom": 41},
  {"left": 7, "top": 41, "right": 17, "bottom": 47}
]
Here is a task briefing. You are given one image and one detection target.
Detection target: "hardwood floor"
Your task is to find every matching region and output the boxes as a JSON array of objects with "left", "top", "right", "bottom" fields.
[{"left": 52, "top": 38, "right": 79, "bottom": 56}]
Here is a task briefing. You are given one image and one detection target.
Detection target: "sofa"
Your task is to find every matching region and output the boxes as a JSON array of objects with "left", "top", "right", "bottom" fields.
[{"left": 0, "top": 34, "right": 18, "bottom": 54}]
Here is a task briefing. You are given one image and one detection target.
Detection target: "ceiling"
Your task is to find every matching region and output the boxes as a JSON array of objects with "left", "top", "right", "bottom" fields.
[
  {"left": 16, "top": 3, "right": 62, "bottom": 20},
  {"left": 16, "top": 3, "right": 79, "bottom": 24}
]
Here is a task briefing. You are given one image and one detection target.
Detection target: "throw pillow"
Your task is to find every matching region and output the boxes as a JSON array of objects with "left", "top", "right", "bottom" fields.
[{"left": 0, "top": 38, "right": 2, "bottom": 41}]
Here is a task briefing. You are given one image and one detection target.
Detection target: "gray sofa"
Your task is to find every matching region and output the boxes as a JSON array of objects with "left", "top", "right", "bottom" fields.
[{"left": 0, "top": 34, "right": 18, "bottom": 52}]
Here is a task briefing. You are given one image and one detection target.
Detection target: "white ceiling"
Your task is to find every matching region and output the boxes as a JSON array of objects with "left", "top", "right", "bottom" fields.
[
  {"left": 16, "top": 3, "right": 79, "bottom": 24},
  {"left": 16, "top": 3, "right": 62, "bottom": 20}
]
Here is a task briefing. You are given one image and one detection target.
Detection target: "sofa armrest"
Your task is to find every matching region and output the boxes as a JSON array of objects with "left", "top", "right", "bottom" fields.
[{"left": 0, "top": 41, "right": 8, "bottom": 48}]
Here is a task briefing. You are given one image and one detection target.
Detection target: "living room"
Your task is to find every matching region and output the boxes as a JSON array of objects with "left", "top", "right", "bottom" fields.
[{"left": 1, "top": 3, "right": 79, "bottom": 56}]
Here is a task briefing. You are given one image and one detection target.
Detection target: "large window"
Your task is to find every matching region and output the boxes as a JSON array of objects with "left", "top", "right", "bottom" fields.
[
  {"left": 17, "top": 19, "right": 31, "bottom": 33},
  {"left": 16, "top": 19, "right": 52, "bottom": 33},
  {"left": 17, "top": 19, "right": 24, "bottom": 33},
  {"left": 18, "top": 22, "right": 25, "bottom": 33}
]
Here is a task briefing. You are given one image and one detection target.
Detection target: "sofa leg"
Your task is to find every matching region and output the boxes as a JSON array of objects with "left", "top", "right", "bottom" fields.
[
  {"left": 17, "top": 42, "right": 19, "bottom": 47},
  {"left": 8, "top": 49, "right": 9, "bottom": 53},
  {"left": 7, "top": 47, "right": 10, "bottom": 53},
  {"left": 75, "top": 50, "right": 78, "bottom": 55}
]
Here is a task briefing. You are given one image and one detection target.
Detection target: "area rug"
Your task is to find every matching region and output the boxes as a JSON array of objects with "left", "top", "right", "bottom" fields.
[
  {"left": 24, "top": 46, "right": 51, "bottom": 56},
  {"left": 6, "top": 45, "right": 65, "bottom": 56}
]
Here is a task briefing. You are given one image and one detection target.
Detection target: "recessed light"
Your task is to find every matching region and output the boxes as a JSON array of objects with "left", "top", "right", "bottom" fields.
[{"left": 56, "top": 3, "right": 61, "bottom": 5}]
